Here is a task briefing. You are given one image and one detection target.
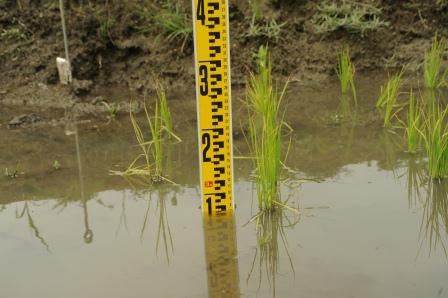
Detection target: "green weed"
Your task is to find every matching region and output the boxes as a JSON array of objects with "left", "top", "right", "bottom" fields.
[
  {"left": 153, "top": 3, "right": 192, "bottom": 50},
  {"left": 97, "top": 12, "right": 115, "bottom": 43},
  {"left": 53, "top": 160, "right": 61, "bottom": 170},
  {"left": 424, "top": 35, "right": 447, "bottom": 89},
  {"left": 249, "top": 0, "right": 266, "bottom": 21},
  {"left": 336, "top": 47, "right": 357, "bottom": 105},
  {"left": 376, "top": 70, "right": 404, "bottom": 128},
  {"left": 4, "top": 161, "right": 22, "bottom": 178},
  {"left": 246, "top": 18, "right": 285, "bottom": 41},
  {"left": 312, "top": 1, "right": 389, "bottom": 35},
  {"left": 246, "top": 46, "right": 289, "bottom": 210},
  {"left": 102, "top": 101, "right": 120, "bottom": 120}
]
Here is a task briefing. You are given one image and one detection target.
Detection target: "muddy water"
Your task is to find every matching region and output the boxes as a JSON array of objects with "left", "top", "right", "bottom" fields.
[{"left": 1, "top": 76, "right": 448, "bottom": 298}]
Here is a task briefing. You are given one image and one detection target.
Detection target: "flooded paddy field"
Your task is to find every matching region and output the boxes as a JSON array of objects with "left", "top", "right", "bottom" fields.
[{"left": 1, "top": 76, "right": 448, "bottom": 298}]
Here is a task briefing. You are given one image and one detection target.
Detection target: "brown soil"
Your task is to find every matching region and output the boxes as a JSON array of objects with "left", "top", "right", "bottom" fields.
[{"left": 0, "top": 0, "right": 447, "bottom": 124}]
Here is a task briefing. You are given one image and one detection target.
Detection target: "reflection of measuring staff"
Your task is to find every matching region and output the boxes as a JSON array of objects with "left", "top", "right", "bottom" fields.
[
  {"left": 203, "top": 214, "right": 240, "bottom": 297},
  {"left": 192, "top": 0, "right": 234, "bottom": 215}
]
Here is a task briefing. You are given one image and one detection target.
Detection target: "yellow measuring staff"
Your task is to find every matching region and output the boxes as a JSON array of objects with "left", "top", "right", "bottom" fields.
[
  {"left": 203, "top": 214, "right": 240, "bottom": 297},
  {"left": 192, "top": 0, "right": 234, "bottom": 215}
]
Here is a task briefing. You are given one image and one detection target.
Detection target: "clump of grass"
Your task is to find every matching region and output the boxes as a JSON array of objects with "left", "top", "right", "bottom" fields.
[
  {"left": 376, "top": 69, "right": 404, "bottom": 128},
  {"left": 312, "top": 1, "right": 389, "bottom": 35},
  {"left": 419, "top": 99, "right": 448, "bottom": 179},
  {"left": 4, "top": 161, "right": 22, "bottom": 178},
  {"left": 246, "top": 19, "right": 286, "bottom": 41},
  {"left": 336, "top": 47, "right": 357, "bottom": 105},
  {"left": 249, "top": 0, "right": 266, "bottom": 21},
  {"left": 405, "top": 90, "right": 422, "bottom": 153},
  {"left": 96, "top": 11, "right": 115, "bottom": 43},
  {"left": 101, "top": 101, "right": 120, "bottom": 120},
  {"left": 424, "top": 35, "right": 447, "bottom": 89},
  {"left": 246, "top": 46, "right": 289, "bottom": 210},
  {"left": 153, "top": 3, "right": 192, "bottom": 50}
]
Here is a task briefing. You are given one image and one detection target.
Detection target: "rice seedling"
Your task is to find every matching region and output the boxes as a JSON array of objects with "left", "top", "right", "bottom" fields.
[
  {"left": 376, "top": 69, "right": 404, "bottom": 128},
  {"left": 246, "top": 46, "right": 289, "bottom": 210},
  {"left": 4, "top": 161, "right": 22, "bottom": 178},
  {"left": 115, "top": 83, "right": 179, "bottom": 183},
  {"left": 424, "top": 35, "right": 447, "bottom": 89},
  {"left": 336, "top": 47, "right": 357, "bottom": 105},
  {"left": 406, "top": 90, "right": 422, "bottom": 153},
  {"left": 418, "top": 96, "right": 448, "bottom": 179},
  {"left": 156, "top": 81, "right": 174, "bottom": 138}
]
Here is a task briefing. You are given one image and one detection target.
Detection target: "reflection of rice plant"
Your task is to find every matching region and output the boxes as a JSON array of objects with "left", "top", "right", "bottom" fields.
[
  {"left": 336, "top": 47, "right": 357, "bottom": 105},
  {"left": 246, "top": 46, "right": 289, "bottom": 210},
  {"left": 247, "top": 208, "right": 298, "bottom": 297},
  {"left": 418, "top": 97, "right": 448, "bottom": 179},
  {"left": 424, "top": 35, "right": 447, "bottom": 89},
  {"left": 420, "top": 179, "right": 448, "bottom": 256},
  {"left": 376, "top": 70, "right": 404, "bottom": 128},
  {"left": 16, "top": 202, "right": 50, "bottom": 251},
  {"left": 406, "top": 157, "right": 426, "bottom": 208},
  {"left": 140, "top": 190, "right": 174, "bottom": 264},
  {"left": 405, "top": 90, "right": 422, "bottom": 153}
]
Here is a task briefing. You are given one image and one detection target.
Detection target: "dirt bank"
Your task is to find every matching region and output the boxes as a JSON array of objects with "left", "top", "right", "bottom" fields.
[{"left": 0, "top": 0, "right": 447, "bottom": 124}]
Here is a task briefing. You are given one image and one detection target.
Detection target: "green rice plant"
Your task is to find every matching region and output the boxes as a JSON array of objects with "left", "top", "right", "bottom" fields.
[
  {"left": 117, "top": 95, "right": 177, "bottom": 183},
  {"left": 312, "top": 1, "right": 389, "bottom": 35},
  {"left": 418, "top": 98, "right": 448, "bottom": 179},
  {"left": 406, "top": 157, "right": 426, "bottom": 208},
  {"left": 336, "top": 47, "right": 357, "bottom": 105},
  {"left": 376, "top": 70, "right": 404, "bottom": 128},
  {"left": 246, "top": 46, "right": 289, "bottom": 210},
  {"left": 156, "top": 81, "right": 174, "bottom": 138},
  {"left": 424, "top": 35, "right": 447, "bottom": 89},
  {"left": 406, "top": 90, "right": 422, "bottom": 153}
]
